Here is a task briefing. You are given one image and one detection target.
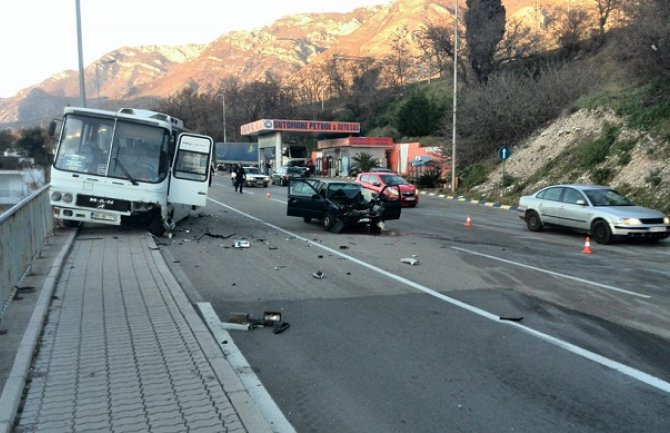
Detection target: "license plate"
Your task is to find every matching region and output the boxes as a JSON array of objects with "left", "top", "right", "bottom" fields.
[
  {"left": 649, "top": 226, "right": 666, "bottom": 233},
  {"left": 91, "top": 212, "right": 118, "bottom": 222},
  {"left": 404, "top": 197, "right": 416, "bottom": 201}
]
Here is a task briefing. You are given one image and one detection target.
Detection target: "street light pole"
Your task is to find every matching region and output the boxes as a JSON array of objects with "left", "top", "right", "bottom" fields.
[
  {"left": 222, "top": 93, "right": 227, "bottom": 142},
  {"left": 451, "top": 0, "right": 459, "bottom": 194},
  {"left": 75, "top": 0, "right": 86, "bottom": 107}
]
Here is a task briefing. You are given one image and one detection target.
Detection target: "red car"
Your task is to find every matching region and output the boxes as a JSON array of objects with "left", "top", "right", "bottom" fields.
[{"left": 355, "top": 172, "right": 419, "bottom": 207}]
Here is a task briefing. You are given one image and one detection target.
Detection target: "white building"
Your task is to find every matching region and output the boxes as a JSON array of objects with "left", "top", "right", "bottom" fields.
[{"left": 0, "top": 168, "right": 46, "bottom": 211}]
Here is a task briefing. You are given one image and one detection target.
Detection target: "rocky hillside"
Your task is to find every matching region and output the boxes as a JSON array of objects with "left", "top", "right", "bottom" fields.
[
  {"left": 0, "top": 0, "right": 597, "bottom": 128},
  {"left": 471, "top": 108, "right": 670, "bottom": 213}
]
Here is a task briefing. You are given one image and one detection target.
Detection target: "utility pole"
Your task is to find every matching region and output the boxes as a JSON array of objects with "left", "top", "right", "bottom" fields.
[
  {"left": 451, "top": 0, "right": 458, "bottom": 194},
  {"left": 76, "top": 0, "right": 86, "bottom": 107},
  {"left": 222, "top": 93, "right": 227, "bottom": 142}
]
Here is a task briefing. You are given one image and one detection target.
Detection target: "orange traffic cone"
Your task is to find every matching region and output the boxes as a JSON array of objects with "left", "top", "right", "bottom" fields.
[
  {"left": 266, "top": 191, "right": 271, "bottom": 200},
  {"left": 582, "top": 236, "right": 592, "bottom": 254},
  {"left": 465, "top": 214, "right": 472, "bottom": 228}
]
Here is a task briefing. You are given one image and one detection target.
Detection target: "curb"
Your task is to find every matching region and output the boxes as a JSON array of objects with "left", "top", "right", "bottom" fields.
[
  {"left": 419, "top": 190, "right": 520, "bottom": 211},
  {"left": 0, "top": 228, "right": 77, "bottom": 433}
]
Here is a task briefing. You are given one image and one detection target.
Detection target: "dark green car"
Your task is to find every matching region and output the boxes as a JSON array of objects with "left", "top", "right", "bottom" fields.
[{"left": 287, "top": 178, "right": 401, "bottom": 233}]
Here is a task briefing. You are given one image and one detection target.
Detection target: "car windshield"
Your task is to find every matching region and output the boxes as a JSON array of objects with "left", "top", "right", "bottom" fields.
[
  {"left": 380, "top": 175, "right": 408, "bottom": 185},
  {"left": 327, "top": 183, "right": 362, "bottom": 199},
  {"left": 583, "top": 189, "right": 635, "bottom": 206},
  {"left": 54, "top": 114, "right": 169, "bottom": 183},
  {"left": 246, "top": 167, "right": 261, "bottom": 175}
]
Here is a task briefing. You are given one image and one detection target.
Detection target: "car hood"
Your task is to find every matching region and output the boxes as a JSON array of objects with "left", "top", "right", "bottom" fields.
[
  {"left": 397, "top": 184, "right": 416, "bottom": 192},
  {"left": 595, "top": 205, "right": 665, "bottom": 219}
]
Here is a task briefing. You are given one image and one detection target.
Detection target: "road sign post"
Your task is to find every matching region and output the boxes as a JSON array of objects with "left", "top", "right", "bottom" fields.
[{"left": 498, "top": 146, "right": 511, "bottom": 192}]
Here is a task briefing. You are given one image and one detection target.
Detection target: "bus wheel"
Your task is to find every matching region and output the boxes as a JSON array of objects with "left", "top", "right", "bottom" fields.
[{"left": 148, "top": 215, "right": 166, "bottom": 236}]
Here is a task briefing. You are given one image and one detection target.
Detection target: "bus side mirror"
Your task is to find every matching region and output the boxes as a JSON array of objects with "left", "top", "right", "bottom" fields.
[{"left": 48, "top": 120, "right": 57, "bottom": 137}]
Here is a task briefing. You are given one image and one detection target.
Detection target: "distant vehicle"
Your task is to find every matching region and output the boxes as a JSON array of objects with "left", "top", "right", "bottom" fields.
[
  {"left": 355, "top": 172, "right": 419, "bottom": 207},
  {"left": 286, "top": 178, "right": 401, "bottom": 233},
  {"left": 369, "top": 167, "right": 395, "bottom": 173},
  {"left": 49, "top": 107, "right": 213, "bottom": 236},
  {"left": 271, "top": 166, "right": 305, "bottom": 186},
  {"left": 215, "top": 142, "right": 259, "bottom": 170},
  {"left": 518, "top": 184, "right": 670, "bottom": 244},
  {"left": 231, "top": 166, "right": 269, "bottom": 187}
]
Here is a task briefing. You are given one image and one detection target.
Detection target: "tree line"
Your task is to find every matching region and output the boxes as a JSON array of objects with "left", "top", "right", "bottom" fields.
[{"left": 4, "top": 0, "right": 668, "bottom": 179}]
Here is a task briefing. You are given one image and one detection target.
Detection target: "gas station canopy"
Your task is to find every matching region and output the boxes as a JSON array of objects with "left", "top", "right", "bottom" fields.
[{"left": 241, "top": 119, "right": 360, "bottom": 136}]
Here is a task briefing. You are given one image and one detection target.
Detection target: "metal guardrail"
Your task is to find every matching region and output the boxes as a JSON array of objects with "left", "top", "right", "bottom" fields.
[{"left": 0, "top": 185, "right": 53, "bottom": 320}]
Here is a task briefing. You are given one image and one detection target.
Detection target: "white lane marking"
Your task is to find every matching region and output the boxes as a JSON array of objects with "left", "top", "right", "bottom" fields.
[
  {"left": 206, "top": 197, "right": 670, "bottom": 394},
  {"left": 451, "top": 246, "right": 650, "bottom": 299}
]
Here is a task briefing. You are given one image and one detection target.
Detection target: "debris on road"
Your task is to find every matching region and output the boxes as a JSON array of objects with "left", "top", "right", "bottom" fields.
[
  {"left": 313, "top": 271, "right": 325, "bottom": 279},
  {"left": 234, "top": 239, "right": 250, "bottom": 248},
  {"left": 197, "top": 231, "right": 235, "bottom": 241},
  {"left": 499, "top": 316, "right": 524, "bottom": 322},
  {"left": 401, "top": 257, "right": 419, "bottom": 266}
]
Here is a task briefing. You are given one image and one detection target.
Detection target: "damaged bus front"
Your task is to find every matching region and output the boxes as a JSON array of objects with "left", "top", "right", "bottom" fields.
[{"left": 49, "top": 107, "right": 213, "bottom": 235}]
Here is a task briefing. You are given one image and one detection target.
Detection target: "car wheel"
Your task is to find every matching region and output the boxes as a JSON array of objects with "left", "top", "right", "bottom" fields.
[
  {"left": 323, "top": 214, "right": 335, "bottom": 230},
  {"left": 280, "top": 178, "right": 285, "bottom": 186},
  {"left": 303, "top": 217, "right": 312, "bottom": 223},
  {"left": 591, "top": 219, "right": 612, "bottom": 244},
  {"left": 525, "top": 210, "right": 543, "bottom": 232}
]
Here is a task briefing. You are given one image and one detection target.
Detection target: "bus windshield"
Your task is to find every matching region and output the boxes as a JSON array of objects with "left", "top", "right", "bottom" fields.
[{"left": 54, "top": 114, "right": 170, "bottom": 183}]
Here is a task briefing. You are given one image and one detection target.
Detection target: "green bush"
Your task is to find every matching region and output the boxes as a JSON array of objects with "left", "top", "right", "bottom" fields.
[
  {"left": 395, "top": 91, "right": 445, "bottom": 137},
  {"left": 575, "top": 125, "right": 620, "bottom": 168},
  {"left": 459, "top": 164, "right": 489, "bottom": 190},
  {"left": 591, "top": 167, "right": 613, "bottom": 184}
]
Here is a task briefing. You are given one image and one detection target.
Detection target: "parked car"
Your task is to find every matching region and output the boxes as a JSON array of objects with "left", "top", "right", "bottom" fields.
[
  {"left": 287, "top": 178, "right": 401, "bottom": 233},
  {"left": 272, "top": 166, "right": 305, "bottom": 186},
  {"left": 230, "top": 166, "right": 269, "bottom": 187},
  {"left": 355, "top": 172, "right": 419, "bottom": 207},
  {"left": 518, "top": 184, "right": 670, "bottom": 244}
]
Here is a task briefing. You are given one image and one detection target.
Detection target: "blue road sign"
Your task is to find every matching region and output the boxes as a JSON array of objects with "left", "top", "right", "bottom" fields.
[{"left": 498, "top": 146, "right": 511, "bottom": 161}]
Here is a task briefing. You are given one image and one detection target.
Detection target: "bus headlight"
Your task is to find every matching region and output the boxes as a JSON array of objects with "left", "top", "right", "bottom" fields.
[
  {"left": 62, "top": 193, "right": 73, "bottom": 203},
  {"left": 51, "top": 191, "right": 62, "bottom": 201}
]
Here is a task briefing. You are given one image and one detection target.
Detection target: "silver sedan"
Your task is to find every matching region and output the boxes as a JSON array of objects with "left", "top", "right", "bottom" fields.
[{"left": 518, "top": 184, "right": 670, "bottom": 244}]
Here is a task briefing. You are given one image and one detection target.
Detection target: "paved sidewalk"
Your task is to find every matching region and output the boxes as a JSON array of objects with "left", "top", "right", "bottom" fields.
[{"left": 3, "top": 229, "right": 272, "bottom": 433}]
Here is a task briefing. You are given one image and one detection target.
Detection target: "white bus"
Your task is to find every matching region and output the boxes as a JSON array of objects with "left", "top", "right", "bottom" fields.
[{"left": 49, "top": 107, "right": 213, "bottom": 235}]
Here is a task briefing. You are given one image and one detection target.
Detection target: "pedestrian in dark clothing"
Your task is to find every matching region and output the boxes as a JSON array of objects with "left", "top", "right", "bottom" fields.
[{"left": 233, "top": 163, "right": 246, "bottom": 194}]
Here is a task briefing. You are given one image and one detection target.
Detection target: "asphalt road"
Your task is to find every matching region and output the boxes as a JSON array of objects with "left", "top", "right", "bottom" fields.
[{"left": 161, "top": 176, "right": 670, "bottom": 433}]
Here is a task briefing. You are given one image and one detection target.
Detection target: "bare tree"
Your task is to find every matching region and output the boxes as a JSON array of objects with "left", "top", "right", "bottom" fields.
[
  {"left": 386, "top": 26, "right": 413, "bottom": 88},
  {"left": 291, "top": 65, "right": 330, "bottom": 119},
  {"left": 550, "top": 6, "right": 592, "bottom": 56},
  {"left": 593, "top": 0, "right": 621, "bottom": 41},
  {"left": 416, "top": 24, "right": 455, "bottom": 79},
  {"left": 496, "top": 18, "right": 542, "bottom": 63}
]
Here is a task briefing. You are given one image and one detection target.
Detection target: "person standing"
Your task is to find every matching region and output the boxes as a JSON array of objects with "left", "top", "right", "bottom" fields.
[{"left": 233, "top": 163, "right": 246, "bottom": 194}]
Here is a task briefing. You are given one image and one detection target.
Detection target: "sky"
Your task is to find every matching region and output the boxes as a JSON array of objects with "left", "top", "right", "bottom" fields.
[{"left": 0, "top": 0, "right": 390, "bottom": 98}]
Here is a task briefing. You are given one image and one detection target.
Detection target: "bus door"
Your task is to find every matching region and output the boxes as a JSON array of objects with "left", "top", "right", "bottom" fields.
[{"left": 169, "top": 133, "right": 213, "bottom": 207}]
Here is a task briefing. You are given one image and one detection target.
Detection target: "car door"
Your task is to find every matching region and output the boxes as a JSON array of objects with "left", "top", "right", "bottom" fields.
[
  {"left": 535, "top": 186, "right": 563, "bottom": 226},
  {"left": 287, "top": 179, "right": 324, "bottom": 219},
  {"left": 557, "top": 187, "right": 590, "bottom": 229},
  {"left": 379, "top": 185, "right": 401, "bottom": 220}
]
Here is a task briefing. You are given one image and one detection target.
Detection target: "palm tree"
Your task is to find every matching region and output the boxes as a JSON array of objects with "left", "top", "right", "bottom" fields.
[{"left": 351, "top": 152, "right": 379, "bottom": 174}]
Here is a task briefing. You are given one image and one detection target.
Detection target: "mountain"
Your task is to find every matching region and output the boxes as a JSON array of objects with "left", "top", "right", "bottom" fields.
[{"left": 0, "top": 0, "right": 591, "bottom": 128}]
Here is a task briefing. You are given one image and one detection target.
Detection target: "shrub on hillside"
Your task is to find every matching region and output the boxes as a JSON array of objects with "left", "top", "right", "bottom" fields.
[{"left": 455, "top": 61, "right": 600, "bottom": 165}]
